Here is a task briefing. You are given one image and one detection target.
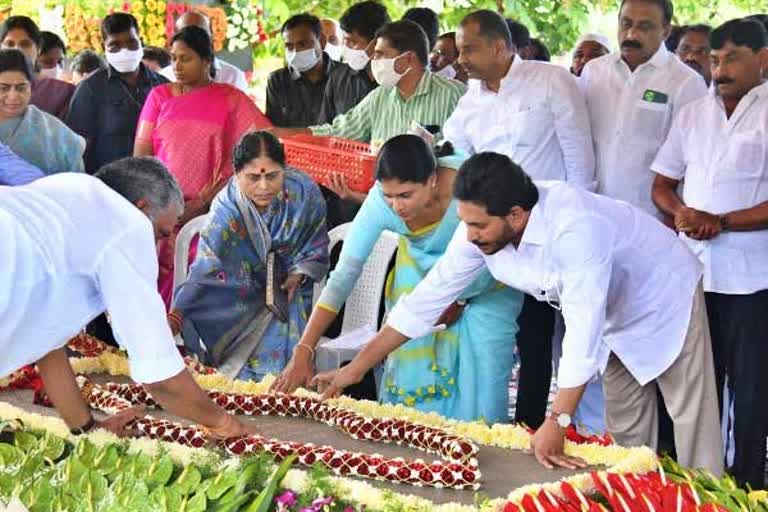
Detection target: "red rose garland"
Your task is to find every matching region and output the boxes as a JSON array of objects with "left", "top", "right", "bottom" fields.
[{"left": 88, "top": 379, "right": 481, "bottom": 489}]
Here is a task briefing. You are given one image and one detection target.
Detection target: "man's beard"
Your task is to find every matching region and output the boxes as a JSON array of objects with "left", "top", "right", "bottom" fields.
[{"left": 473, "top": 223, "right": 517, "bottom": 254}]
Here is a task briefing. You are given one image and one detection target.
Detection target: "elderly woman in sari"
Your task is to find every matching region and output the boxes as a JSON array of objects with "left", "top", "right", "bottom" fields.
[
  {"left": 134, "top": 26, "right": 271, "bottom": 307},
  {"left": 273, "top": 135, "right": 522, "bottom": 424},
  {"left": 0, "top": 49, "right": 84, "bottom": 174},
  {"left": 169, "top": 131, "right": 329, "bottom": 381}
]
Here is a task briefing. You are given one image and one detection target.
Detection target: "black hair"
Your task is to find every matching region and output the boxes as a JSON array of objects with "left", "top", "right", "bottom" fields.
[
  {"left": 282, "top": 13, "right": 322, "bottom": 38},
  {"left": 375, "top": 134, "right": 437, "bottom": 184},
  {"left": 0, "top": 48, "right": 34, "bottom": 81},
  {"left": 171, "top": 25, "right": 217, "bottom": 79},
  {"left": 71, "top": 49, "right": 106, "bottom": 75},
  {"left": 340, "top": 1, "right": 391, "bottom": 43},
  {"left": 680, "top": 23, "right": 712, "bottom": 38},
  {"left": 375, "top": 20, "right": 429, "bottom": 66},
  {"left": 233, "top": 131, "right": 286, "bottom": 172},
  {"left": 529, "top": 38, "right": 551, "bottom": 61},
  {"left": 40, "top": 31, "right": 65, "bottom": 55},
  {"left": 665, "top": 25, "right": 684, "bottom": 51},
  {"left": 459, "top": 11, "right": 514, "bottom": 50},
  {"left": 746, "top": 14, "right": 768, "bottom": 32},
  {"left": 101, "top": 12, "right": 140, "bottom": 42},
  {"left": 454, "top": 152, "right": 539, "bottom": 215},
  {"left": 505, "top": 19, "right": 530, "bottom": 50},
  {"left": 0, "top": 16, "right": 41, "bottom": 50},
  {"left": 142, "top": 46, "right": 171, "bottom": 68},
  {"left": 403, "top": 7, "right": 440, "bottom": 50},
  {"left": 711, "top": 18, "right": 768, "bottom": 52},
  {"left": 619, "top": 0, "right": 674, "bottom": 26}
]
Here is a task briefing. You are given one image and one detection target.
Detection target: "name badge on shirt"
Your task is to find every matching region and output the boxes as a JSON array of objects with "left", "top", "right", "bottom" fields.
[{"left": 642, "top": 89, "right": 669, "bottom": 104}]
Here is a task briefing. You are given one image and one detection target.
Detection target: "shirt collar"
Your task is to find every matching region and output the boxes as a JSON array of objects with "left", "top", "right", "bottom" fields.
[
  {"left": 518, "top": 185, "right": 548, "bottom": 247},
  {"left": 712, "top": 80, "right": 768, "bottom": 109},
  {"left": 480, "top": 55, "right": 519, "bottom": 93},
  {"left": 612, "top": 44, "right": 670, "bottom": 72}
]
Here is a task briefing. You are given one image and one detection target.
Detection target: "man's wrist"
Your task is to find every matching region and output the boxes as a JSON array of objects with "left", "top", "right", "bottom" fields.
[
  {"left": 719, "top": 213, "right": 730, "bottom": 232},
  {"left": 70, "top": 415, "right": 97, "bottom": 436},
  {"left": 547, "top": 410, "right": 573, "bottom": 429}
]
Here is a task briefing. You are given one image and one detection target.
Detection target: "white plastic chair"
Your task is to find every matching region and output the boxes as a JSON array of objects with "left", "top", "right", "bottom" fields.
[
  {"left": 171, "top": 214, "right": 209, "bottom": 346},
  {"left": 313, "top": 223, "right": 399, "bottom": 383}
]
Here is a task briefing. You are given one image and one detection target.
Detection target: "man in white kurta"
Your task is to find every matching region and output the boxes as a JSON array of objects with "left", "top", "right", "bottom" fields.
[
  {"left": 315, "top": 152, "right": 723, "bottom": 474},
  {"left": 0, "top": 159, "right": 252, "bottom": 439},
  {"left": 651, "top": 18, "right": 768, "bottom": 488},
  {"left": 580, "top": 0, "right": 706, "bottom": 217}
]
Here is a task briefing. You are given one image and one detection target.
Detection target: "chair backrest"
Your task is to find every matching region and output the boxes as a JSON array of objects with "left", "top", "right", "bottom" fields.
[
  {"left": 172, "top": 214, "right": 209, "bottom": 298},
  {"left": 314, "top": 223, "right": 399, "bottom": 332}
]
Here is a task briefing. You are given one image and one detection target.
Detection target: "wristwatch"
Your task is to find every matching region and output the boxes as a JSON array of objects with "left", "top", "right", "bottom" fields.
[
  {"left": 548, "top": 411, "right": 572, "bottom": 429},
  {"left": 718, "top": 214, "right": 730, "bottom": 232}
]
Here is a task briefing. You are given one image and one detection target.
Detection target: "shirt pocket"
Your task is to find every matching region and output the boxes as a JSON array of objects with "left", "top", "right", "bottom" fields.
[
  {"left": 723, "top": 131, "right": 765, "bottom": 178},
  {"left": 509, "top": 106, "right": 552, "bottom": 148},
  {"left": 632, "top": 99, "right": 670, "bottom": 144}
]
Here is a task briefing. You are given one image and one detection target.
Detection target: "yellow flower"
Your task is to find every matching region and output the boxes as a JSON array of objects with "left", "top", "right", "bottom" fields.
[
  {"left": 146, "top": 0, "right": 157, "bottom": 12},
  {"left": 133, "top": 1, "right": 145, "bottom": 11},
  {"left": 749, "top": 490, "right": 768, "bottom": 504},
  {"left": 146, "top": 14, "right": 159, "bottom": 27}
]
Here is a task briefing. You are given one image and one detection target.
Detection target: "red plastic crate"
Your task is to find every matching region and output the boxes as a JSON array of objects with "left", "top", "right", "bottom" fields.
[{"left": 281, "top": 135, "right": 377, "bottom": 193}]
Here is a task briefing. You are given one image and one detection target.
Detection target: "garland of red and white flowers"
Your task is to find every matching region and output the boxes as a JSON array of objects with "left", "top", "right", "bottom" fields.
[{"left": 0, "top": 335, "right": 662, "bottom": 505}]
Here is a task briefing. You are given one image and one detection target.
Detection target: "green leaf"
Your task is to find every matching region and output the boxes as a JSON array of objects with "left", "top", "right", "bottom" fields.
[
  {"left": 205, "top": 469, "right": 238, "bottom": 500},
  {"left": 0, "top": 443, "right": 21, "bottom": 466},
  {"left": 14, "top": 431, "right": 39, "bottom": 454},
  {"left": 146, "top": 455, "right": 174, "bottom": 489},
  {"left": 211, "top": 490, "right": 255, "bottom": 512},
  {"left": 39, "top": 434, "right": 66, "bottom": 462},
  {"left": 149, "top": 485, "right": 182, "bottom": 512},
  {"left": 170, "top": 465, "right": 202, "bottom": 497},
  {"left": 184, "top": 492, "right": 207, "bottom": 512},
  {"left": 59, "top": 456, "right": 89, "bottom": 485},
  {"left": 74, "top": 439, "right": 98, "bottom": 469},
  {"left": 92, "top": 445, "right": 120, "bottom": 479},
  {"left": 20, "top": 475, "right": 56, "bottom": 512},
  {"left": 243, "top": 455, "right": 297, "bottom": 512}
]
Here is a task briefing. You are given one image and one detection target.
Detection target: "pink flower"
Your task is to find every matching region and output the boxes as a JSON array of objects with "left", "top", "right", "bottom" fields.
[{"left": 275, "top": 489, "right": 298, "bottom": 509}]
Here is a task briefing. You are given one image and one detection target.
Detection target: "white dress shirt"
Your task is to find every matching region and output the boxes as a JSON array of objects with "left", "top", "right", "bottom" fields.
[
  {"left": 580, "top": 46, "right": 707, "bottom": 215},
  {"left": 444, "top": 57, "right": 596, "bottom": 189},
  {"left": 0, "top": 174, "right": 185, "bottom": 382},
  {"left": 161, "top": 57, "right": 249, "bottom": 92},
  {"left": 387, "top": 182, "right": 702, "bottom": 388},
  {"left": 652, "top": 82, "right": 768, "bottom": 295}
]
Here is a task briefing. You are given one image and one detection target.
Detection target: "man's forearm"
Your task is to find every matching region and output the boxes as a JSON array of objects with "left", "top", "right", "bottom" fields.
[
  {"left": 37, "top": 348, "right": 93, "bottom": 429},
  {"left": 651, "top": 175, "right": 685, "bottom": 218},
  {"left": 551, "top": 385, "right": 587, "bottom": 417},
  {"left": 144, "top": 370, "right": 230, "bottom": 429},
  {"left": 722, "top": 201, "right": 768, "bottom": 231}
]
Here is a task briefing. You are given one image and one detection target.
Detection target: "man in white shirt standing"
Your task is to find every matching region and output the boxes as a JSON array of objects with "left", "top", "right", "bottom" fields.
[
  {"left": 314, "top": 153, "right": 723, "bottom": 474},
  {"left": 652, "top": 18, "right": 768, "bottom": 489},
  {"left": 0, "top": 157, "right": 255, "bottom": 440},
  {"left": 160, "top": 11, "right": 249, "bottom": 92},
  {"left": 580, "top": 0, "right": 707, "bottom": 218},
  {"left": 443, "top": 9, "right": 596, "bottom": 431}
]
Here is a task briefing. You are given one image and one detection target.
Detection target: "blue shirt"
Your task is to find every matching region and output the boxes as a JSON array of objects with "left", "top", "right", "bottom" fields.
[
  {"left": 0, "top": 142, "right": 44, "bottom": 186},
  {"left": 65, "top": 64, "right": 168, "bottom": 174}
]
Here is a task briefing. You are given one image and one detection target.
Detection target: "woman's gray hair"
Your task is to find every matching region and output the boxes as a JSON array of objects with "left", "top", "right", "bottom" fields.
[{"left": 94, "top": 157, "right": 184, "bottom": 217}]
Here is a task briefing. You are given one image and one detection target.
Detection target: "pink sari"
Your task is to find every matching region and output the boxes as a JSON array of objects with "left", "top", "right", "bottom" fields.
[{"left": 136, "top": 83, "right": 272, "bottom": 308}]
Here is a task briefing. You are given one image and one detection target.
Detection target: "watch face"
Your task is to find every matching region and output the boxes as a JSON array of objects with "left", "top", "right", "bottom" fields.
[{"left": 557, "top": 413, "right": 572, "bottom": 428}]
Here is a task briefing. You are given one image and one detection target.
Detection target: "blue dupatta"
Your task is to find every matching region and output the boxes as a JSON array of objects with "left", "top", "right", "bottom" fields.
[
  {"left": 174, "top": 169, "right": 329, "bottom": 379},
  {"left": 0, "top": 105, "right": 84, "bottom": 174}
]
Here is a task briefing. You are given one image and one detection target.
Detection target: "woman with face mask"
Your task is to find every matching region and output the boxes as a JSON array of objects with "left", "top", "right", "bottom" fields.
[
  {"left": 134, "top": 26, "right": 271, "bottom": 309},
  {"left": 170, "top": 131, "right": 329, "bottom": 382},
  {"left": 0, "top": 49, "right": 84, "bottom": 174},
  {"left": 36, "top": 31, "right": 65, "bottom": 80},
  {"left": 272, "top": 135, "right": 523, "bottom": 424}
]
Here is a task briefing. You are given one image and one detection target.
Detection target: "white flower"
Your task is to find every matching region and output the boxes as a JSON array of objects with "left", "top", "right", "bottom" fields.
[{"left": 232, "top": 13, "right": 243, "bottom": 25}]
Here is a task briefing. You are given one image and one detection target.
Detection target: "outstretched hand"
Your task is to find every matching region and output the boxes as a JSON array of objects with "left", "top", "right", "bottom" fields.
[
  {"left": 312, "top": 367, "right": 362, "bottom": 401},
  {"left": 529, "top": 420, "right": 588, "bottom": 470},
  {"left": 96, "top": 405, "right": 146, "bottom": 438}
]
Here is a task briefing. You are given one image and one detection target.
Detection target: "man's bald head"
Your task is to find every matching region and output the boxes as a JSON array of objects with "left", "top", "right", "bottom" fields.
[{"left": 176, "top": 11, "right": 211, "bottom": 35}]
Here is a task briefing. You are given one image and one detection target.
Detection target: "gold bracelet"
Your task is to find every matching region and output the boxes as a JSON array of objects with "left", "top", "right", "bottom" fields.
[{"left": 293, "top": 344, "right": 315, "bottom": 360}]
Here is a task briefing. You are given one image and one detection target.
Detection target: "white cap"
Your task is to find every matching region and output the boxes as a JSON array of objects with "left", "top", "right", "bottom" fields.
[{"left": 574, "top": 33, "right": 612, "bottom": 53}]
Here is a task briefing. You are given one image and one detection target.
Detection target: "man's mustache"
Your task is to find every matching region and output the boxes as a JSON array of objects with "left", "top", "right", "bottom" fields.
[
  {"left": 621, "top": 40, "right": 643, "bottom": 49},
  {"left": 715, "top": 77, "right": 734, "bottom": 85}
]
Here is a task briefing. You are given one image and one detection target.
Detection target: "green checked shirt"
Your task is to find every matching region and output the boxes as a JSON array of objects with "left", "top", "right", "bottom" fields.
[{"left": 309, "top": 71, "right": 467, "bottom": 146}]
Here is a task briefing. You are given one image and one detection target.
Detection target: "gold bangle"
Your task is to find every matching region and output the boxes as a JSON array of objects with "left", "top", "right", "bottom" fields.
[{"left": 293, "top": 344, "right": 315, "bottom": 360}]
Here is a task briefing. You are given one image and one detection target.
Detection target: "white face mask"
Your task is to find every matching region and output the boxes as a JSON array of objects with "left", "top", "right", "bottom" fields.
[
  {"left": 371, "top": 53, "right": 410, "bottom": 87},
  {"left": 342, "top": 46, "right": 370, "bottom": 71},
  {"left": 286, "top": 48, "right": 320, "bottom": 73},
  {"left": 38, "top": 65, "right": 62, "bottom": 80},
  {"left": 324, "top": 42, "right": 342, "bottom": 61},
  {"left": 106, "top": 46, "right": 143, "bottom": 73},
  {"left": 436, "top": 64, "right": 457, "bottom": 80}
]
